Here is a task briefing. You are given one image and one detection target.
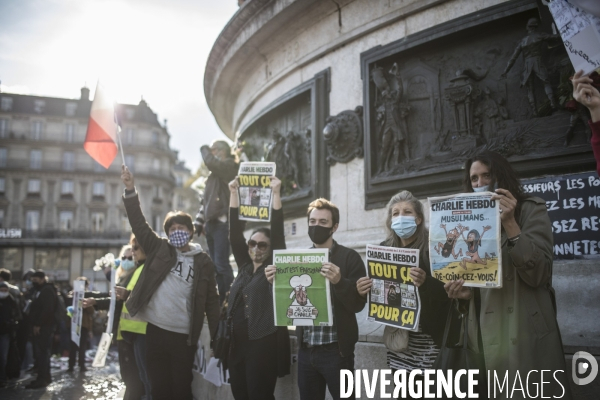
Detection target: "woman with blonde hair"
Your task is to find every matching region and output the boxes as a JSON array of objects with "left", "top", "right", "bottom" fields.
[{"left": 356, "top": 190, "right": 455, "bottom": 399}]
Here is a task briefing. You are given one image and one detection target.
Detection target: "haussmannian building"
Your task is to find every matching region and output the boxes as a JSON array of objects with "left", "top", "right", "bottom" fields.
[{"left": 0, "top": 87, "right": 182, "bottom": 291}]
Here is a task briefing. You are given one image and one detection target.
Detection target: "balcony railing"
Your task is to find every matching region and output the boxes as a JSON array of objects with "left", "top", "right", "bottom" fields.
[{"left": 20, "top": 229, "right": 131, "bottom": 240}]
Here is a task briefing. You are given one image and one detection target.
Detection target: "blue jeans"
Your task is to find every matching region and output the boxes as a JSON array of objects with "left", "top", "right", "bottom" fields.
[
  {"left": 133, "top": 333, "right": 152, "bottom": 400},
  {"left": 0, "top": 333, "right": 9, "bottom": 382},
  {"left": 298, "top": 343, "right": 355, "bottom": 400},
  {"left": 205, "top": 219, "right": 234, "bottom": 303}
]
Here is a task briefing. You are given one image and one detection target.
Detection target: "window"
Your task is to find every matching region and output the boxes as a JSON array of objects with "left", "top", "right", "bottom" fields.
[
  {"left": 26, "top": 210, "right": 40, "bottom": 231},
  {"left": 125, "top": 128, "right": 134, "bottom": 144},
  {"left": 92, "top": 181, "right": 105, "bottom": 196},
  {"left": 91, "top": 212, "right": 105, "bottom": 233},
  {"left": 59, "top": 211, "right": 73, "bottom": 231},
  {"left": 0, "top": 248, "right": 23, "bottom": 276},
  {"left": 0, "top": 148, "right": 5, "bottom": 167},
  {"left": 154, "top": 215, "right": 162, "bottom": 233},
  {"left": 63, "top": 151, "right": 74, "bottom": 170},
  {"left": 125, "top": 108, "right": 135, "bottom": 120},
  {"left": 121, "top": 213, "right": 130, "bottom": 232},
  {"left": 1, "top": 97, "right": 12, "bottom": 111},
  {"left": 152, "top": 131, "right": 159, "bottom": 144},
  {"left": 153, "top": 158, "right": 160, "bottom": 171},
  {"left": 0, "top": 118, "right": 8, "bottom": 138},
  {"left": 33, "top": 100, "right": 45, "bottom": 114},
  {"left": 125, "top": 155, "right": 135, "bottom": 172},
  {"left": 0, "top": 178, "right": 4, "bottom": 194},
  {"left": 0, "top": 210, "right": 4, "bottom": 228},
  {"left": 94, "top": 161, "right": 105, "bottom": 172},
  {"left": 31, "top": 121, "right": 43, "bottom": 140},
  {"left": 27, "top": 179, "right": 40, "bottom": 193},
  {"left": 30, "top": 150, "right": 42, "bottom": 169},
  {"left": 61, "top": 180, "right": 74, "bottom": 195},
  {"left": 65, "top": 124, "right": 75, "bottom": 142},
  {"left": 65, "top": 102, "right": 77, "bottom": 117},
  {"left": 35, "top": 248, "right": 70, "bottom": 271}
]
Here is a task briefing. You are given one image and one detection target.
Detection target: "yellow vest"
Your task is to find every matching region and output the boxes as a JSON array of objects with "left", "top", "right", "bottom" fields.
[{"left": 118, "top": 264, "right": 147, "bottom": 338}]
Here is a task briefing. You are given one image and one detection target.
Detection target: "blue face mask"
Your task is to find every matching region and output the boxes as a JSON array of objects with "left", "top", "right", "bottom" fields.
[
  {"left": 391, "top": 216, "right": 418, "bottom": 239},
  {"left": 473, "top": 183, "right": 497, "bottom": 193},
  {"left": 121, "top": 259, "right": 135, "bottom": 271}
]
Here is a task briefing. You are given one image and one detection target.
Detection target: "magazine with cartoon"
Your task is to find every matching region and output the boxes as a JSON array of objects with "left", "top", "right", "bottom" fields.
[
  {"left": 428, "top": 192, "right": 502, "bottom": 288},
  {"left": 272, "top": 249, "right": 332, "bottom": 327},
  {"left": 366, "top": 244, "right": 421, "bottom": 330},
  {"left": 237, "top": 162, "right": 276, "bottom": 222}
]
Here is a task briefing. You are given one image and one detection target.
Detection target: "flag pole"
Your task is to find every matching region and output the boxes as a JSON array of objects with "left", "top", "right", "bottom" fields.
[{"left": 114, "top": 109, "right": 126, "bottom": 167}]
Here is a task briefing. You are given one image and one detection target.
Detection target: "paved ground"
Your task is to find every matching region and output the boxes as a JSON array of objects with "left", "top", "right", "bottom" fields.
[{"left": 0, "top": 352, "right": 125, "bottom": 400}]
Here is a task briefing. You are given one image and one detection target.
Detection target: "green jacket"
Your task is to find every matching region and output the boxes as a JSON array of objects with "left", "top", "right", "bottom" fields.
[
  {"left": 465, "top": 197, "right": 571, "bottom": 399},
  {"left": 123, "top": 191, "right": 220, "bottom": 346}
]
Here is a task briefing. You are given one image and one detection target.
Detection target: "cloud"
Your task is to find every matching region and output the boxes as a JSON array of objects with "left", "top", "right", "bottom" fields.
[{"left": 0, "top": 0, "right": 238, "bottom": 169}]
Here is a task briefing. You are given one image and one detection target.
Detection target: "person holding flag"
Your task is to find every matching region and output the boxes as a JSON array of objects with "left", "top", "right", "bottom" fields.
[{"left": 120, "top": 165, "right": 220, "bottom": 400}]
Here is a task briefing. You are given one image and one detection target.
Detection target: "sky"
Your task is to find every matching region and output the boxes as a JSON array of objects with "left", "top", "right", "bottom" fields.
[{"left": 0, "top": 0, "right": 239, "bottom": 170}]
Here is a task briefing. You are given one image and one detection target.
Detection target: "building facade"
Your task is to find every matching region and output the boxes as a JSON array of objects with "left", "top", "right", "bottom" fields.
[{"left": 0, "top": 87, "right": 178, "bottom": 291}]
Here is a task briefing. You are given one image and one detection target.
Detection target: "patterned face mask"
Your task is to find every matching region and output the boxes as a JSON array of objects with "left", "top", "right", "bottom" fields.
[{"left": 169, "top": 230, "right": 190, "bottom": 248}]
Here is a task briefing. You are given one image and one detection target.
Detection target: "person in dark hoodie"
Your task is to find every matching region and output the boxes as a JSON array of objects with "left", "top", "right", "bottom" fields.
[
  {"left": 121, "top": 165, "right": 220, "bottom": 400},
  {"left": 0, "top": 281, "right": 21, "bottom": 387},
  {"left": 25, "top": 270, "right": 56, "bottom": 389},
  {"left": 195, "top": 141, "right": 239, "bottom": 304},
  {"left": 227, "top": 175, "right": 290, "bottom": 400}
]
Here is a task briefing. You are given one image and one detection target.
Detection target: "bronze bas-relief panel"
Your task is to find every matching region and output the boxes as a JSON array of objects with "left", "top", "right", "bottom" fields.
[
  {"left": 361, "top": 0, "right": 595, "bottom": 209},
  {"left": 238, "top": 69, "right": 330, "bottom": 217}
]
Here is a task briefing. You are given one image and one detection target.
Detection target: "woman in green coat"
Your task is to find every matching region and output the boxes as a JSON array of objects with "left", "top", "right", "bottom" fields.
[{"left": 444, "top": 151, "right": 572, "bottom": 400}]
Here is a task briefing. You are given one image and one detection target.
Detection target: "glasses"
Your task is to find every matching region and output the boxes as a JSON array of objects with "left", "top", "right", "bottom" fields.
[
  {"left": 121, "top": 256, "right": 133, "bottom": 261},
  {"left": 248, "top": 240, "right": 269, "bottom": 251}
]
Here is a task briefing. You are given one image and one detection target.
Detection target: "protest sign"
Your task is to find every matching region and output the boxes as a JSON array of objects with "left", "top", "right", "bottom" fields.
[
  {"left": 93, "top": 263, "right": 116, "bottom": 367},
  {"left": 428, "top": 192, "right": 502, "bottom": 288},
  {"left": 71, "top": 280, "right": 85, "bottom": 347},
  {"left": 366, "top": 244, "right": 421, "bottom": 330},
  {"left": 523, "top": 171, "right": 600, "bottom": 259},
  {"left": 549, "top": 0, "right": 600, "bottom": 74},
  {"left": 272, "top": 249, "right": 332, "bottom": 326},
  {"left": 237, "top": 162, "right": 276, "bottom": 222}
]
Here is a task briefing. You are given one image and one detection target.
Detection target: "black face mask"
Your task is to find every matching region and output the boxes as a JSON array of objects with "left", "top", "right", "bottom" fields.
[
  {"left": 32, "top": 281, "right": 43, "bottom": 289},
  {"left": 308, "top": 225, "right": 333, "bottom": 245}
]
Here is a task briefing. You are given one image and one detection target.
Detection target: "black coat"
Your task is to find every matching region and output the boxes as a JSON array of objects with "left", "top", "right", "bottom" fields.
[
  {"left": 29, "top": 283, "right": 56, "bottom": 327},
  {"left": 296, "top": 240, "right": 367, "bottom": 358},
  {"left": 228, "top": 206, "right": 290, "bottom": 377},
  {"left": 200, "top": 146, "right": 239, "bottom": 221}
]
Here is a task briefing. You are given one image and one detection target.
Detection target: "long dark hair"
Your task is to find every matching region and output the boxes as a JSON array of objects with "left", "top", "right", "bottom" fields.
[{"left": 463, "top": 151, "right": 530, "bottom": 220}]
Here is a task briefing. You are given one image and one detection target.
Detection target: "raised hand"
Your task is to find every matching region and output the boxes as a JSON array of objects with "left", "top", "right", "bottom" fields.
[{"left": 121, "top": 165, "right": 134, "bottom": 190}]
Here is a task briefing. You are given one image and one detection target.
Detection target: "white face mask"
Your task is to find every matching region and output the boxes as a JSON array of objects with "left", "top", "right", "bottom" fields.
[{"left": 0, "top": 292, "right": 9, "bottom": 299}]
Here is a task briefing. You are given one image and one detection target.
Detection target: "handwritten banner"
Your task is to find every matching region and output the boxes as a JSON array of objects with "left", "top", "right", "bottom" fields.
[{"left": 523, "top": 171, "right": 600, "bottom": 259}]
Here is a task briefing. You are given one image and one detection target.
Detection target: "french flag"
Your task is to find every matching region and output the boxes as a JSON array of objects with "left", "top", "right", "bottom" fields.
[{"left": 84, "top": 82, "right": 119, "bottom": 169}]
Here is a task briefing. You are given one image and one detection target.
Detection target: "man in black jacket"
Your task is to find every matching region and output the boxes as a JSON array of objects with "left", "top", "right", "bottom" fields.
[
  {"left": 26, "top": 270, "right": 56, "bottom": 389},
  {"left": 196, "top": 141, "right": 238, "bottom": 303},
  {"left": 267, "top": 198, "right": 367, "bottom": 400}
]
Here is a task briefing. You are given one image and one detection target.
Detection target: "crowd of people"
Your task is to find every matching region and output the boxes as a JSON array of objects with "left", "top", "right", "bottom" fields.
[{"left": 1, "top": 73, "right": 598, "bottom": 399}]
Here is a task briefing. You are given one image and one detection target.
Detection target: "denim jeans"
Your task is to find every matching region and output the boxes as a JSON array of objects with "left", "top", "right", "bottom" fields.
[
  {"left": 0, "top": 333, "right": 9, "bottom": 382},
  {"left": 298, "top": 343, "right": 355, "bottom": 400},
  {"left": 204, "top": 219, "right": 234, "bottom": 303},
  {"left": 133, "top": 333, "right": 152, "bottom": 400}
]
